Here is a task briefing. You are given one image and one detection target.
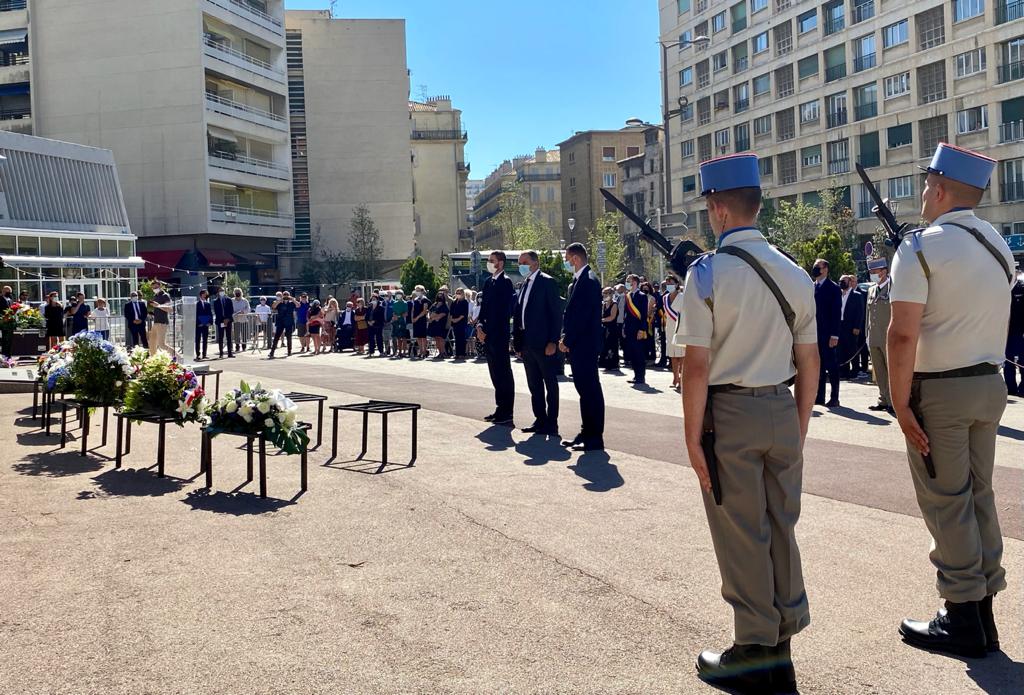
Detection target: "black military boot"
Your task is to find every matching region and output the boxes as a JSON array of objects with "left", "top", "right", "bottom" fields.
[
  {"left": 979, "top": 594, "right": 999, "bottom": 652},
  {"left": 770, "top": 639, "right": 798, "bottom": 694},
  {"left": 899, "top": 600, "right": 987, "bottom": 658},
  {"left": 697, "top": 643, "right": 775, "bottom": 694}
]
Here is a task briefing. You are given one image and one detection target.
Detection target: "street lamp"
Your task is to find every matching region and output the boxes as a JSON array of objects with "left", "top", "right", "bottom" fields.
[
  {"left": 567, "top": 218, "right": 575, "bottom": 242},
  {"left": 660, "top": 35, "right": 710, "bottom": 217}
]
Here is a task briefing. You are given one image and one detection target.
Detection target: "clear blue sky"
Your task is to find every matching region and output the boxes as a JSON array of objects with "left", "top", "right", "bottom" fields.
[{"left": 284, "top": 1, "right": 662, "bottom": 178}]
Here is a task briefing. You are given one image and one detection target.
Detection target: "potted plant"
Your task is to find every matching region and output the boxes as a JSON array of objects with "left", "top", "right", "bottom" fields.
[{"left": 204, "top": 381, "right": 308, "bottom": 454}]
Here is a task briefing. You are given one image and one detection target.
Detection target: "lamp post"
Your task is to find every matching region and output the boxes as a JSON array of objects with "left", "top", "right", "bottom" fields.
[
  {"left": 567, "top": 217, "right": 575, "bottom": 243},
  {"left": 660, "top": 35, "right": 710, "bottom": 216}
]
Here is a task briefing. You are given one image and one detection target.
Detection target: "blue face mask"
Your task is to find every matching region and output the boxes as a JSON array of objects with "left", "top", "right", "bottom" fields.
[
  {"left": 563, "top": 261, "right": 573, "bottom": 272},
  {"left": 518, "top": 264, "right": 531, "bottom": 277}
]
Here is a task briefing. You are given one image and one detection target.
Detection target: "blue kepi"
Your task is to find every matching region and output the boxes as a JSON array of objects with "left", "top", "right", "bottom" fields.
[
  {"left": 919, "top": 143, "right": 996, "bottom": 190},
  {"left": 699, "top": 153, "right": 761, "bottom": 196}
]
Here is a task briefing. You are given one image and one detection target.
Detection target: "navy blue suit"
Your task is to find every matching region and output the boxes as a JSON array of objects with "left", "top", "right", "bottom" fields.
[
  {"left": 622, "top": 289, "right": 650, "bottom": 384},
  {"left": 839, "top": 287, "right": 865, "bottom": 378},
  {"left": 213, "top": 294, "right": 234, "bottom": 357},
  {"left": 195, "top": 297, "right": 213, "bottom": 358},
  {"left": 562, "top": 265, "right": 605, "bottom": 446},
  {"left": 123, "top": 299, "right": 148, "bottom": 349},
  {"left": 815, "top": 278, "right": 842, "bottom": 403},
  {"left": 513, "top": 271, "right": 562, "bottom": 432},
  {"left": 480, "top": 271, "right": 515, "bottom": 419}
]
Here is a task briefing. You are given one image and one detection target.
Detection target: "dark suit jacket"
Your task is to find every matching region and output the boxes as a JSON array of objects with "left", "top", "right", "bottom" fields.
[
  {"left": 840, "top": 288, "right": 865, "bottom": 336},
  {"left": 368, "top": 303, "right": 386, "bottom": 326},
  {"left": 1010, "top": 279, "right": 1024, "bottom": 338},
  {"left": 815, "top": 278, "right": 842, "bottom": 343},
  {"left": 213, "top": 296, "right": 234, "bottom": 324},
  {"left": 562, "top": 265, "right": 603, "bottom": 353},
  {"left": 479, "top": 272, "right": 514, "bottom": 338},
  {"left": 123, "top": 299, "right": 148, "bottom": 324},
  {"left": 196, "top": 298, "right": 214, "bottom": 326},
  {"left": 622, "top": 289, "right": 649, "bottom": 339},
  {"left": 513, "top": 271, "right": 562, "bottom": 350}
]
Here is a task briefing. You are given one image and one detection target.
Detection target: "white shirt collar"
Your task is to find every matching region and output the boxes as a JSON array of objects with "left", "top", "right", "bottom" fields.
[
  {"left": 526, "top": 268, "right": 539, "bottom": 281},
  {"left": 574, "top": 264, "right": 588, "bottom": 280},
  {"left": 930, "top": 208, "right": 976, "bottom": 227}
]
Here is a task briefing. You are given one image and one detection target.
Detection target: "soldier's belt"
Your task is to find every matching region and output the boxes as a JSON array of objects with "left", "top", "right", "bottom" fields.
[
  {"left": 708, "top": 380, "right": 793, "bottom": 396},
  {"left": 912, "top": 363, "right": 999, "bottom": 381}
]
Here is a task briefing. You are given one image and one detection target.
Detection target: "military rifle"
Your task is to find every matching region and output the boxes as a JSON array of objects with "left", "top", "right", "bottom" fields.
[
  {"left": 855, "top": 162, "right": 912, "bottom": 248},
  {"left": 598, "top": 188, "right": 704, "bottom": 277}
]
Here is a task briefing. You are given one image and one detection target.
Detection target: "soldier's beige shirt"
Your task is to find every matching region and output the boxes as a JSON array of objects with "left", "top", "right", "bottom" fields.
[
  {"left": 675, "top": 227, "right": 817, "bottom": 387},
  {"left": 890, "top": 208, "right": 1013, "bottom": 373}
]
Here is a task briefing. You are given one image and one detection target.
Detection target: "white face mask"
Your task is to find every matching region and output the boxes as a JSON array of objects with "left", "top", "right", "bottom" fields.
[
  {"left": 666, "top": 284, "right": 677, "bottom": 293},
  {"left": 486, "top": 261, "right": 497, "bottom": 274},
  {"left": 869, "top": 273, "right": 880, "bottom": 284}
]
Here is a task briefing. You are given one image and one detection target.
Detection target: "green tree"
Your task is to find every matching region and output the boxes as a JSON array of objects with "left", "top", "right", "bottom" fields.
[
  {"left": 538, "top": 250, "right": 572, "bottom": 296},
  {"left": 791, "top": 228, "right": 856, "bottom": 279},
  {"left": 494, "top": 181, "right": 557, "bottom": 250},
  {"left": 299, "top": 229, "right": 354, "bottom": 297},
  {"left": 821, "top": 181, "right": 859, "bottom": 252},
  {"left": 399, "top": 256, "right": 438, "bottom": 297},
  {"left": 586, "top": 211, "right": 627, "bottom": 284},
  {"left": 757, "top": 195, "right": 779, "bottom": 236},
  {"left": 767, "top": 199, "right": 820, "bottom": 251},
  {"left": 436, "top": 250, "right": 451, "bottom": 287},
  {"left": 220, "top": 271, "right": 250, "bottom": 297},
  {"left": 349, "top": 203, "right": 382, "bottom": 279}
]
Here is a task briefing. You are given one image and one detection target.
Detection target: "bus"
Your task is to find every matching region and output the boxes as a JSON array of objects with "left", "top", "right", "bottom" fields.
[{"left": 449, "top": 249, "right": 567, "bottom": 290}]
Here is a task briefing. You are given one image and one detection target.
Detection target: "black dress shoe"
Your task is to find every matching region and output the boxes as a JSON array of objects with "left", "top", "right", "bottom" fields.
[
  {"left": 483, "top": 413, "right": 498, "bottom": 422},
  {"left": 899, "top": 600, "right": 988, "bottom": 658},
  {"left": 572, "top": 441, "right": 605, "bottom": 452},
  {"left": 561, "top": 434, "right": 583, "bottom": 448},
  {"left": 697, "top": 643, "right": 775, "bottom": 694},
  {"left": 814, "top": 398, "right": 825, "bottom": 406},
  {"left": 980, "top": 594, "right": 1000, "bottom": 652},
  {"left": 771, "top": 639, "right": 798, "bottom": 694},
  {"left": 521, "top": 423, "right": 545, "bottom": 433},
  {"left": 492, "top": 417, "right": 514, "bottom": 428},
  {"left": 867, "top": 403, "right": 889, "bottom": 411},
  {"left": 825, "top": 398, "right": 840, "bottom": 408}
]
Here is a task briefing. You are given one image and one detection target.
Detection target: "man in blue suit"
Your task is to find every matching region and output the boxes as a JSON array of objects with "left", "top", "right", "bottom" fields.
[
  {"left": 212, "top": 286, "right": 235, "bottom": 358},
  {"left": 838, "top": 274, "right": 865, "bottom": 379},
  {"left": 812, "top": 258, "right": 842, "bottom": 406},
  {"left": 513, "top": 250, "right": 562, "bottom": 436},
  {"left": 622, "top": 273, "right": 650, "bottom": 385},
  {"left": 477, "top": 250, "right": 515, "bottom": 426},
  {"left": 122, "top": 290, "right": 148, "bottom": 350},
  {"left": 560, "top": 243, "right": 605, "bottom": 450}
]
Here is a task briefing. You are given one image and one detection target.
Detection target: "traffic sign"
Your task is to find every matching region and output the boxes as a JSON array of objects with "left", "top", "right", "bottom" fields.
[
  {"left": 1007, "top": 234, "right": 1024, "bottom": 252},
  {"left": 596, "top": 240, "right": 607, "bottom": 272},
  {"left": 864, "top": 241, "right": 873, "bottom": 257}
]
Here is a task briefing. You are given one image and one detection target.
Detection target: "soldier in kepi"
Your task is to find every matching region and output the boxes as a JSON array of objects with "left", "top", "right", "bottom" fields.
[
  {"left": 889, "top": 143, "right": 1014, "bottom": 658},
  {"left": 677, "top": 154, "right": 819, "bottom": 694},
  {"left": 865, "top": 257, "right": 893, "bottom": 413}
]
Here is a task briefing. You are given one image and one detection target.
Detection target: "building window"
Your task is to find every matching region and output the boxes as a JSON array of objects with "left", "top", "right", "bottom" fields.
[
  {"left": 734, "top": 83, "right": 750, "bottom": 112},
  {"left": 919, "top": 115, "right": 948, "bottom": 157},
  {"left": 859, "top": 131, "right": 881, "bottom": 167},
  {"left": 731, "top": 1, "right": 747, "bottom": 32},
  {"left": 754, "top": 114, "right": 772, "bottom": 135},
  {"left": 759, "top": 155, "right": 773, "bottom": 177},
  {"left": 883, "top": 19, "right": 908, "bottom": 48},
  {"left": 627, "top": 146, "right": 640, "bottom": 157},
  {"left": 753, "top": 72, "right": 771, "bottom": 96},
  {"left": 531, "top": 187, "right": 540, "bottom": 203},
  {"left": 888, "top": 175, "right": 914, "bottom": 199},
  {"left": 825, "top": 45, "right": 847, "bottom": 82},
  {"left": 568, "top": 152, "right": 575, "bottom": 163},
  {"left": 570, "top": 202, "right": 577, "bottom": 213},
  {"left": 678, "top": 0, "right": 691, "bottom": 12},
  {"left": 826, "top": 92, "right": 848, "bottom": 128},
  {"left": 800, "top": 99, "right": 820, "bottom": 123},
  {"left": 569, "top": 176, "right": 576, "bottom": 188},
  {"left": 715, "top": 89, "right": 730, "bottom": 111},
  {"left": 854, "top": 34, "right": 876, "bottom": 72},
  {"left": 797, "top": 54, "right": 819, "bottom": 80},
  {"left": 679, "top": 30, "right": 694, "bottom": 49},
  {"left": 774, "top": 22, "right": 793, "bottom": 56},
  {"left": 776, "top": 108, "right": 796, "bottom": 141},
  {"left": 917, "top": 6, "right": 945, "bottom": 50},
  {"left": 735, "top": 123, "right": 751, "bottom": 151},
  {"left": 854, "top": 83, "right": 878, "bottom": 120},
  {"left": 751, "top": 0, "right": 768, "bottom": 13},
  {"left": 733, "top": 42, "right": 749, "bottom": 73},
  {"left": 547, "top": 187, "right": 556, "bottom": 202},
  {"left": 680, "top": 66, "right": 694, "bottom": 86},
  {"left": 602, "top": 147, "right": 616, "bottom": 162},
  {"left": 776, "top": 64, "right": 795, "bottom": 97},
  {"left": 797, "top": 9, "right": 817, "bottom": 33},
  {"left": 698, "top": 134, "right": 713, "bottom": 161},
  {"left": 683, "top": 175, "right": 697, "bottom": 193},
  {"left": 953, "top": 0, "right": 984, "bottom": 22},
  {"left": 1000, "top": 38, "right": 1024, "bottom": 84},
  {"left": 681, "top": 101, "right": 694, "bottom": 121},
  {"left": 852, "top": 0, "right": 875, "bottom": 23},
  {"left": 714, "top": 128, "right": 730, "bottom": 150},
  {"left": 955, "top": 48, "right": 986, "bottom": 78},
  {"left": 884, "top": 71, "right": 911, "bottom": 98},
  {"left": 956, "top": 105, "right": 988, "bottom": 133},
  {"left": 712, "top": 11, "right": 727, "bottom": 33},
  {"left": 697, "top": 96, "right": 711, "bottom": 125},
  {"left": 602, "top": 173, "right": 616, "bottom": 188},
  {"left": 696, "top": 60, "right": 711, "bottom": 88},
  {"left": 887, "top": 123, "right": 912, "bottom": 148},
  {"left": 1003, "top": 159, "right": 1024, "bottom": 201},
  {"left": 801, "top": 145, "right": 823, "bottom": 167},
  {"left": 681, "top": 139, "right": 695, "bottom": 158},
  {"left": 918, "top": 60, "right": 947, "bottom": 104},
  {"left": 778, "top": 151, "right": 798, "bottom": 184},
  {"left": 823, "top": 0, "right": 845, "bottom": 35},
  {"left": 827, "top": 138, "right": 850, "bottom": 174},
  {"left": 752, "top": 31, "right": 769, "bottom": 54},
  {"left": 713, "top": 50, "right": 728, "bottom": 72}
]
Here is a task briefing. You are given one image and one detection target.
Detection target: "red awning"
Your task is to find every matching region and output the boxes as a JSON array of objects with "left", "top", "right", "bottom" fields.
[
  {"left": 199, "top": 249, "right": 238, "bottom": 268},
  {"left": 140, "top": 250, "right": 186, "bottom": 280}
]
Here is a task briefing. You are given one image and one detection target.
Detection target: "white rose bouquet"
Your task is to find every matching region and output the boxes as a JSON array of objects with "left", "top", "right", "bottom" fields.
[{"left": 204, "top": 381, "right": 307, "bottom": 454}]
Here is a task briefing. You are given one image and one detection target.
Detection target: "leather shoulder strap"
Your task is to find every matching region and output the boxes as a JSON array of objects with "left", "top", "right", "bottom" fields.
[
  {"left": 716, "top": 246, "right": 796, "bottom": 333},
  {"left": 945, "top": 223, "right": 1013, "bottom": 284}
]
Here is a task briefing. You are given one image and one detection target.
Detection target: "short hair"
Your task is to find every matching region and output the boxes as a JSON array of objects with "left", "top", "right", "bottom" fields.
[
  {"left": 233, "top": 288, "right": 242, "bottom": 295},
  {"left": 626, "top": 273, "right": 640, "bottom": 282},
  {"left": 933, "top": 174, "right": 985, "bottom": 207},
  {"left": 565, "top": 242, "right": 588, "bottom": 259},
  {"left": 706, "top": 186, "right": 762, "bottom": 218},
  {"left": 815, "top": 258, "right": 830, "bottom": 270},
  {"left": 520, "top": 250, "right": 539, "bottom": 262},
  {"left": 665, "top": 275, "right": 679, "bottom": 284},
  {"left": 490, "top": 250, "right": 506, "bottom": 263}
]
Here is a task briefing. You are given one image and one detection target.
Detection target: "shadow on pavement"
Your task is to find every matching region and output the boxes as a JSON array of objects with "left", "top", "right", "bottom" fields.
[
  {"left": 515, "top": 434, "right": 571, "bottom": 467},
  {"left": 12, "top": 451, "right": 105, "bottom": 477},
  {"left": 83, "top": 468, "right": 189, "bottom": 498},
  {"left": 325, "top": 458, "right": 413, "bottom": 475},
  {"left": 631, "top": 383, "right": 663, "bottom": 394},
  {"left": 568, "top": 451, "right": 624, "bottom": 492},
  {"left": 16, "top": 431, "right": 65, "bottom": 447},
  {"left": 964, "top": 651, "right": 1024, "bottom": 695},
  {"left": 13, "top": 416, "right": 44, "bottom": 428},
  {"left": 181, "top": 488, "right": 295, "bottom": 515},
  {"left": 997, "top": 425, "right": 1024, "bottom": 442},
  {"left": 476, "top": 425, "right": 515, "bottom": 452},
  {"left": 818, "top": 405, "right": 890, "bottom": 426}
]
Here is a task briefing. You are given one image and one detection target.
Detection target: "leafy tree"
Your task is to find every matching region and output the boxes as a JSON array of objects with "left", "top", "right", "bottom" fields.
[
  {"left": 757, "top": 195, "right": 778, "bottom": 235},
  {"left": 399, "top": 256, "right": 438, "bottom": 297},
  {"left": 821, "top": 181, "right": 859, "bottom": 252},
  {"left": 299, "top": 229, "right": 354, "bottom": 297},
  {"left": 791, "top": 228, "right": 856, "bottom": 279},
  {"left": 348, "top": 203, "right": 382, "bottom": 279},
  {"left": 436, "top": 250, "right": 451, "bottom": 287},
  {"left": 586, "top": 211, "right": 627, "bottom": 284},
  {"left": 538, "top": 250, "right": 572, "bottom": 296},
  {"left": 219, "top": 271, "right": 250, "bottom": 297},
  {"left": 494, "top": 181, "right": 557, "bottom": 250},
  {"left": 767, "top": 199, "right": 820, "bottom": 251}
]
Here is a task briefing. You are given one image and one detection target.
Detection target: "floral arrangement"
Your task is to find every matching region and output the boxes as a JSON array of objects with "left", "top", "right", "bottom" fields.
[
  {"left": 1, "top": 354, "right": 16, "bottom": 368},
  {"left": 37, "top": 342, "right": 76, "bottom": 392},
  {"left": 62, "top": 331, "right": 133, "bottom": 404},
  {"left": 2, "top": 302, "right": 43, "bottom": 330},
  {"left": 122, "top": 351, "right": 205, "bottom": 424},
  {"left": 204, "top": 381, "right": 308, "bottom": 455}
]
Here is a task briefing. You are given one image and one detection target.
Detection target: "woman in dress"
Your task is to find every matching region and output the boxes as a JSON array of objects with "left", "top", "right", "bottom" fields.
[
  {"left": 662, "top": 275, "right": 684, "bottom": 390},
  {"left": 322, "top": 298, "right": 339, "bottom": 352},
  {"left": 410, "top": 285, "right": 430, "bottom": 358},
  {"left": 44, "top": 292, "right": 65, "bottom": 348},
  {"left": 600, "top": 287, "right": 619, "bottom": 370},
  {"left": 307, "top": 300, "right": 324, "bottom": 354},
  {"left": 427, "top": 286, "right": 450, "bottom": 359},
  {"left": 353, "top": 297, "right": 369, "bottom": 355}
]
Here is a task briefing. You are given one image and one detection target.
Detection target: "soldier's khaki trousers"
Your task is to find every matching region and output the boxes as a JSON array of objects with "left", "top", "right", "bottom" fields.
[
  {"left": 909, "top": 373, "right": 1007, "bottom": 602},
  {"left": 869, "top": 344, "right": 890, "bottom": 406},
  {"left": 704, "top": 385, "right": 810, "bottom": 646}
]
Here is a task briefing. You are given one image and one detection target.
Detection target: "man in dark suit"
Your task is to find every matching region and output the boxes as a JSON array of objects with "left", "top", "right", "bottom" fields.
[
  {"left": 838, "top": 274, "right": 865, "bottom": 379},
  {"left": 560, "top": 243, "right": 605, "bottom": 451},
  {"left": 212, "top": 286, "right": 235, "bottom": 358},
  {"left": 123, "top": 290, "right": 148, "bottom": 350},
  {"left": 513, "top": 250, "right": 562, "bottom": 436},
  {"left": 622, "top": 273, "right": 650, "bottom": 385},
  {"left": 812, "top": 258, "right": 842, "bottom": 406},
  {"left": 477, "top": 250, "right": 515, "bottom": 426}
]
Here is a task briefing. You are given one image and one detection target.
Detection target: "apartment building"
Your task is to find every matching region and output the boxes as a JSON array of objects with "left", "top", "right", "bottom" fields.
[
  {"left": 472, "top": 147, "right": 561, "bottom": 248},
  {"left": 618, "top": 125, "right": 667, "bottom": 264},
  {"left": 659, "top": 0, "right": 1024, "bottom": 243},
  {"left": 410, "top": 96, "right": 470, "bottom": 267},
  {"left": 558, "top": 127, "right": 647, "bottom": 242},
  {"left": 0, "top": 1, "right": 30, "bottom": 135},
  {"left": 24, "top": 0, "right": 293, "bottom": 282}
]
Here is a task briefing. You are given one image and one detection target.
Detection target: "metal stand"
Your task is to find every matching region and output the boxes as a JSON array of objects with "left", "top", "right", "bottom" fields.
[
  {"left": 330, "top": 400, "right": 420, "bottom": 473},
  {"left": 201, "top": 425, "right": 309, "bottom": 499}
]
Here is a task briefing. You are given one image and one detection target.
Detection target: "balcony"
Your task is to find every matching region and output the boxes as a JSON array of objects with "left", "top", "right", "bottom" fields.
[
  {"left": 457, "top": 162, "right": 471, "bottom": 173},
  {"left": 411, "top": 129, "right": 468, "bottom": 141},
  {"left": 0, "top": 104, "right": 29, "bottom": 121},
  {"left": 852, "top": 1, "right": 875, "bottom": 24},
  {"left": 854, "top": 102, "right": 877, "bottom": 120},
  {"left": 211, "top": 202, "right": 292, "bottom": 227},
  {"left": 518, "top": 173, "right": 559, "bottom": 182},
  {"left": 999, "top": 120, "right": 1024, "bottom": 143},
  {"left": 1002, "top": 180, "right": 1024, "bottom": 202},
  {"left": 828, "top": 158, "right": 851, "bottom": 174},
  {"left": 858, "top": 201, "right": 874, "bottom": 218},
  {"left": 825, "top": 64, "right": 847, "bottom": 82},
  {"left": 826, "top": 108, "right": 848, "bottom": 128},
  {"left": 208, "top": 150, "right": 289, "bottom": 180},
  {"left": 824, "top": 18, "right": 845, "bottom": 36},
  {"left": 998, "top": 61, "right": 1024, "bottom": 84},
  {"left": 205, "top": 91, "right": 287, "bottom": 131},
  {"left": 996, "top": 0, "right": 1024, "bottom": 24},
  {"left": 205, "top": 0, "right": 283, "bottom": 36},
  {"left": 736, "top": 138, "right": 751, "bottom": 152},
  {"left": 0, "top": 1, "right": 27, "bottom": 10},
  {"left": 203, "top": 35, "right": 284, "bottom": 83},
  {"left": 853, "top": 53, "right": 876, "bottom": 72},
  {"left": 733, "top": 56, "right": 749, "bottom": 73},
  {"left": 735, "top": 98, "right": 750, "bottom": 113}
]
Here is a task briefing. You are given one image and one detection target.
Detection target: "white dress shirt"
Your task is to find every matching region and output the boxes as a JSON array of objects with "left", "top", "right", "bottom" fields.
[{"left": 519, "top": 268, "right": 539, "bottom": 323}]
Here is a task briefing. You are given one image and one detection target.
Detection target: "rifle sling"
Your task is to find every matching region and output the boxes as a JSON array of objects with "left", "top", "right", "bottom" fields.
[
  {"left": 945, "top": 223, "right": 1012, "bottom": 284},
  {"left": 716, "top": 246, "right": 796, "bottom": 333}
]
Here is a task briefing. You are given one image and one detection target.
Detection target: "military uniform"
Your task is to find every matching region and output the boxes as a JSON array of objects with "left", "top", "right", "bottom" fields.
[
  {"left": 893, "top": 143, "right": 1014, "bottom": 658},
  {"left": 677, "top": 154, "right": 817, "bottom": 693},
  {"left": 865, "top": 257, "right": 892, "bottom": 410}
]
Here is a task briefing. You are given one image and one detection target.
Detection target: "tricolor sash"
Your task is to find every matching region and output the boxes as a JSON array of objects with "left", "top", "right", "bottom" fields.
[
  {"left": 624, "top": 291, "right": 643, "bottom": 320},
  {"left": 663, "top": 292, "right": 679, "bottom": 322}
]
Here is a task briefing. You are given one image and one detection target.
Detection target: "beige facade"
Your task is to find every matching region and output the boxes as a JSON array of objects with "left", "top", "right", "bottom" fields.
[
  {"left": 410, "top": 96, "right": 469, "bottom": 268},
  {"left": 472, "top": 147, "right": 561, "bottom": 248},
  {"left": 28, "top": 0, "right": 294, "bottom": 262},
  {"left": 660, "top": 0, "right": 1024, "bottom": 243},
  {"left": 558, "top": 128, "right": 646, "bottom": 242},
  {"left": 618, "top": 125, "right": 668, "bottom": 267},
  {"left": 286, "top": 11, "right": 415, "bottom": 276}
]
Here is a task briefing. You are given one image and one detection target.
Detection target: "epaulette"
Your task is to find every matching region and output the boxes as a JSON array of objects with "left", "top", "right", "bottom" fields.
[
  {"left": 906, "top": 227, "right": 931, "bottom": 279},
  {"left": 689, "top": 252, "right": 715, "bottom": 305}
]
